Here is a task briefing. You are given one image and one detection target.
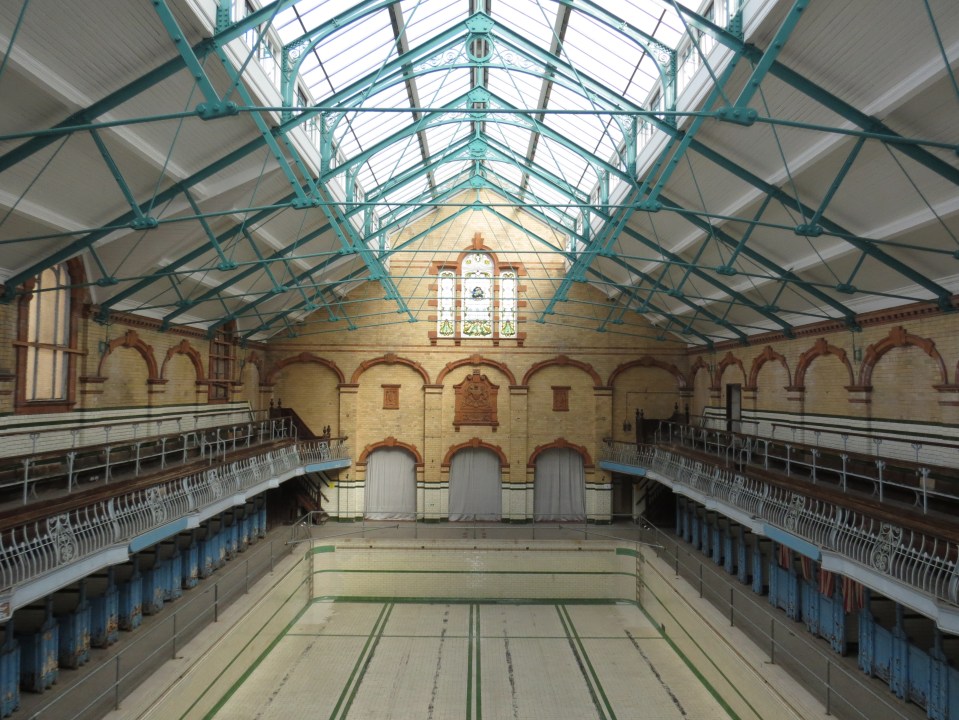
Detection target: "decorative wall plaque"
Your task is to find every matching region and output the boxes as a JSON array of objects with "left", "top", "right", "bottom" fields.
[
  {"left": 382, "top": 384, "right": 400, "bottom": 409},
  {"left": 453, "top": 370, "right": 499, "bottom": 430}
]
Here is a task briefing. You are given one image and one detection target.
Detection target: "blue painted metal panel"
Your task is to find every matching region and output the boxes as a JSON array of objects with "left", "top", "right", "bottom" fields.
[
  {"left": 142, "top": 560, "right": 166, "bottom": 616},
  {"left": 711, "top": 523, "right": 722, "bottom": 565},
  {"left": 762, "top": 524, "right": 821, "bottom": 561},
  {"left": 226, "top": 519, "right": 239, "bottom": 560},
  {"left": 598, "top": 462, "right": 646, "bottom": 478},
  {"left": 17, "top": 600, "right": 58, "bottom": 693},
  {"left": 129, "top": 517, "right": 191, "bottom": 553},
  {"left": 752, "top": 537, "right": 765, "bottom": 595},
  {"left": 0, "top": 625, "right": 19, "bottom": 717},
  {"left": 723, "top": 526, "right": 734, "bottom": 575},
  {"left": 167, "top": 549, "right": 183, "bottom": 600},
  {"left": 859, "top": 607, "right": 876, "bottom": 675},
  {"left": 182, "top": 538, "right": 199, "bottom": 589},
  {"left": 891, "top": 623, "right": 909, "bottom": 699},
  {"left": 118, "top": 565, "right": 143, "bottom": 632},
  {"left": 737, "top": 532, "right": 749, "bottom": 585},
  {"left": 908, "top": 642, "right": 930, "bottom": 709},
  {"left": 55, "top": 595, "right": 90, "bottom": 669},
  {"left": 90, "top": 578, "right": 118, "bottom": 648},
  {"left": 872, "top": 624, "right": 893, "bottom": 685}
]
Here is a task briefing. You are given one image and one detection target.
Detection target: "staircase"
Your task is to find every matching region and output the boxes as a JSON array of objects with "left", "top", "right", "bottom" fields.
[{"left": 296, "top": 472, "right": 330, "bottom": 519}]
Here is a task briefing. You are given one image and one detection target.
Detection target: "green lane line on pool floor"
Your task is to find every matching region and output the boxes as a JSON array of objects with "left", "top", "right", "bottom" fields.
[
  {"left": 555, "top": 605, "right": 615, "bottom": 720},
  {"left": 329, "top": 602, "right": 394, "bottom": 720}
]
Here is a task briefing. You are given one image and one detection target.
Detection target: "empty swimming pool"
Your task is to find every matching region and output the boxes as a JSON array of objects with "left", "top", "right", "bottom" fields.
[{"left": 135, "top": 534, "right": 826, "bottom": 720}]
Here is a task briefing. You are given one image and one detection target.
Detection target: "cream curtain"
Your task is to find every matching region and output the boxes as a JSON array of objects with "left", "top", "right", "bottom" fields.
[
  {"left": 448, "top": 448, "right": 502, "bottom": 521},
  {"left": 533, "top": 448, "right": 585, "bottom": 521},
  {"left": 365, "top": 447, "right": 416, "bottom": 519}
]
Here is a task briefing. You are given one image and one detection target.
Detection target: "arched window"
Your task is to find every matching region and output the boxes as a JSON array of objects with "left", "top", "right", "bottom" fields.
[
  {"left": 16, "top": 262, "right": 78, "bottom": 411},
  {"left": 435, "top": 243, "right": 519, "bottom": 341}
]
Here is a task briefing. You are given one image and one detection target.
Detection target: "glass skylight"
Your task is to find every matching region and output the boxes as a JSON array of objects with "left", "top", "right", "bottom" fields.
[{"left": 269, "top": 0, "right": 696, "bottom": 231}]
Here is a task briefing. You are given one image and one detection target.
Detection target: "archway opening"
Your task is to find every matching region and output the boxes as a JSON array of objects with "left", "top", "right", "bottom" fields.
[
  {"left": 533, "top": 448, "right": 585, "bottom": 522},
  {"left": 449, "top": 447, "right": 502, "bottom": 521},
  {"left": 365, "top": 447, "right": 416, "bottom": 520}
]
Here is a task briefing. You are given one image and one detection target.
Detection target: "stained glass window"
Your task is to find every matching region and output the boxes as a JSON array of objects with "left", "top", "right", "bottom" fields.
[
  {"left": 500, "top": 271, "right": 517, "bottom": 338},
  {"left": 437, "top": 270, "right": 456, "bottom": 337},
  {"left": 462, "top": 253, "right": 493, "bottom": 338}
]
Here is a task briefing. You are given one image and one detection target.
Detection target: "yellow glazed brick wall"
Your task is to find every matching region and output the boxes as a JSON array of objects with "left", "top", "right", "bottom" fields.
[
  {"left": 687, "top": 311, "right": 959, "bottom": 426},
  {"left": 271, "top": 361, "right": 340, "bottom": 435},
  {"left": 259, "top": 198, "right": 688, "bottom": 482}
]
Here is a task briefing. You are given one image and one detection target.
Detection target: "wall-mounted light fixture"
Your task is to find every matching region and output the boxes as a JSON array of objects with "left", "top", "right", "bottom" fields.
[{"left": 623, "top": 416, "right": 632, "bottom": 432}]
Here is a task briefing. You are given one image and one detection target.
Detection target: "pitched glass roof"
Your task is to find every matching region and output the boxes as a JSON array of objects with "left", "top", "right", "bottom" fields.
[{"left": 272, "top": 0, "right": 686, "bottom": 226}]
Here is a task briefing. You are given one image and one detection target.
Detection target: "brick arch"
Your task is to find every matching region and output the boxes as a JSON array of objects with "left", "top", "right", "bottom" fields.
[
  {"left": 527, "top": 438, "right": 594, "bottom": 469},
  {"left": 350, "top": 353, "right": 430, "bottom": 384},
  {"left": 688, "top": 356, "right": 712, "bottom": 388},
  {"left": 265, "top": 351, "right": 345, "bottom": 384},
  {"left": 356, "top": 436, "right": 424, "bottom": 467},
  {"left": 97, "top": 329, "right": 160, "bottom": 381},
  {"left": 436, "top": 354, "right": 517, "bottom": 385},
  {"left": 716, "top": 351, "right": 746, "bottom": 386},
  {"left": 523, "top": 355, "right": 602, "bottom": 386},
  {"left": 243, "top": 350, "right": 265, "bottom": 376},
  {"left": 441, "top": 438, "right": 510, "bottom": 468},
  {"left": 747, "top": 346, "right": 792, "bottom": 390},
  {"left": 794, "top": 338, "right": 854, "bottom": 388},
  {"left": 160, "top": 339, "right": 206, "bottom": 381},
  {"left": 607, "top": 356, "right": 686, "bottom": 389},
  {"left": 860, "top": 325, "right": 947, "bottom": 387}
]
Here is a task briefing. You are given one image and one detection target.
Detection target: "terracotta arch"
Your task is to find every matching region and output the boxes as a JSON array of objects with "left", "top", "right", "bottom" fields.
[
  {"left": 350, "top": 353, "right": 430, "bottom": 384},
  {"left": 687, "top": 356, "right": 712, "bottom": 389},
  {"left": 441, "top": 438, "right": 510, "bottom": 468},
  {"left": 356, "top": 436, "right": 424, "bottom": 467},
  {"left": 716, "top": 351, "right": 746, "bottom": 385},
  {"left": 436, "top": 354, "right": 517, "bottom": 385},
  {"left": 160, "top": 339, "right": 206, "bottom": 381},
  {"left": 860, "top": 325, "right": 947, "bottom": 387},
  {"left": 794, "top": 338, "right": 854, "bottom": 389},
  {"left": 747, "top": 346, "right": 792, "bottom": 390},
  {"left": 243, "top": 350, "right": 265, "bottom": 376},
  {"left": 607, "top": 355, "right": 686, "bottom": 389},
  {"left": 522, "top": 355, "right": 602, "bottom": 386},
  {"left": 527, "top": 438, "right": 594, "bottom": 469},
  {"left": 265, "top": 351, "right": 345, "bottom": 384},
  {"left": 97, "top": 329, "right": 160, "bottom": 381}
]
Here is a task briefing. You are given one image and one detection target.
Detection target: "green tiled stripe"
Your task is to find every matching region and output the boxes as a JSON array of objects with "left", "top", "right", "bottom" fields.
[
  {"left": 639, "top": 581, "right": 744, "bottom": 720},
  {"left": 329, "top": 602, "right": 394, "bottom": 720},
  {"left": 556, "top": 605, "right": 617, "bottom": 720},
  {"left": 196, "top": 576, "right": 309, "bottom": 720}
]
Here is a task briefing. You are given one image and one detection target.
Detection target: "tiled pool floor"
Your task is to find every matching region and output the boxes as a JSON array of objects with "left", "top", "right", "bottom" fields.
[{"left": 213, "top": 601, "right": 732, "bottom": 719}]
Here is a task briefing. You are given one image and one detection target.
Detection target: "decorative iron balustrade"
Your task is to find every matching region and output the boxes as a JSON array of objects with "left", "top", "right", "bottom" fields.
[
  {"left": 601, "top": 441, "right": 959, "bottom": 608},
  {"left": 0, "top": 418, "right": 296, "bottom": 507},
  {"left": 653, "top": 421, "right": 958, "bottom": 515},
  {"left": 0, "top": 439, "right": 350, "bottom": 596}
]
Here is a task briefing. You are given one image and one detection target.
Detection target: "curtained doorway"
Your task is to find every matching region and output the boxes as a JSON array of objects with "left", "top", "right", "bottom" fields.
[
  {"left": 533, "top": 447, "right": 586, "bottom": 521},
  {"left": 365, "top": 447, "right": 416, "bottom": 520},
  {"left": 448, "top": 447, "right": 502, "bottom": 521}
]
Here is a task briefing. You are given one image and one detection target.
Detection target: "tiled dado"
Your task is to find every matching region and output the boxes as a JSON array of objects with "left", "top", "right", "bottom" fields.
[{"left": 310, "top": 539, "right": 637, "bottom": 601}]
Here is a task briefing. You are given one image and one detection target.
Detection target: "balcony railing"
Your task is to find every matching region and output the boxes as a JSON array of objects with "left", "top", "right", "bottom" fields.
[
  {"left": 601, "top": 440, "right": 959, "bottom": 609},
  {"left": 0, "top": 418, "right": 296, "bottom": 508},
  {"left": 653, "top": 420, "right": 959, "bottom": 515},
  {"left": 0, "top": 438, "right": 351, "bottom": 608}
]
